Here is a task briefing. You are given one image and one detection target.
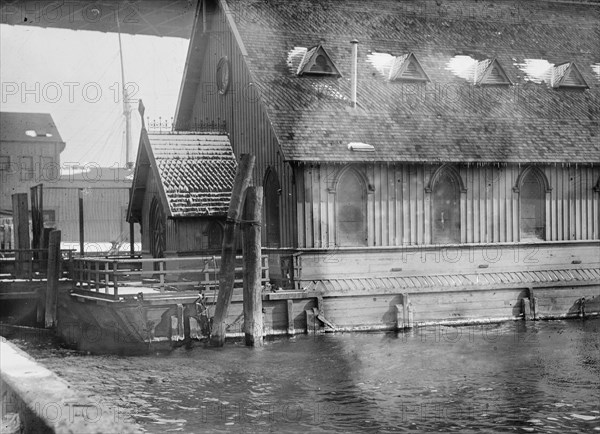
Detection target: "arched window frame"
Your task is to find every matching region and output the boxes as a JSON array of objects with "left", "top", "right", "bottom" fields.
[
  {"left": 203, "top": 220, "right": 224, "bottom": 251},
  {"left": 425, "top": 164, "right": 467, "bottom": 244},
  {"left": 263, "top": 166, "right": 282, "bottom": 248},
  {"left": 513, "top": 166, "right": 551, "bottom": 242},
  {"left": 329, "top": 165, "right": 372, "bottom": 247},
  {"left": 594, "top": 176, "right": 600, "bottom": 240},
  {"left": 149, "top": 196, "right": 166, "bottom": 259}
]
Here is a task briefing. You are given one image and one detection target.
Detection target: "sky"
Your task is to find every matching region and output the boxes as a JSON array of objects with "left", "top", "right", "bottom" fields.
[{"left": 0, "top": 23, "right": 189, "bottom": 167}]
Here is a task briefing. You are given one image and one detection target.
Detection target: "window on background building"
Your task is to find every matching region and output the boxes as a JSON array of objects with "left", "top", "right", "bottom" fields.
[
  {"left": 0, "top": 156, "right": 10, "bottom": 171},
  {"left": 432, "top": 169, "right": 461, "bottom": 244},
  {"left": 42, "top": 210, "right": 56, "bottom": 228},
  {"left": 520, "top": 169, "right": 546, "bottom": 241},
  {"left": 20, "top": 156, "right": 34, "bottom": 181},
  {"left": 263, "top": 168, "right": 281, "bottom": 248},
  {"left": 336, "top": 168, "right": 367, "bottom": 246},
  {"left": 40, "top": 156, "right": 58, "bottom": 181}
]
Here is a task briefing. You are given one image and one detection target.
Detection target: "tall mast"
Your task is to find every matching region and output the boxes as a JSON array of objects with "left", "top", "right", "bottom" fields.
[{"left": 116, "top": 7, "right": 133, "bottom": 169}]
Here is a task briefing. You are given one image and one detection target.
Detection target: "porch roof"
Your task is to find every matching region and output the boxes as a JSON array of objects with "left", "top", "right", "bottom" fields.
[{"left": 127, "top": 131, "right": 236, "bottom": 222}]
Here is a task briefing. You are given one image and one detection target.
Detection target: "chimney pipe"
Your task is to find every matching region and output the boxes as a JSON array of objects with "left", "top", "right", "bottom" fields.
[{"left": 350, "top": 39, "right": 359, "bottom": 108}]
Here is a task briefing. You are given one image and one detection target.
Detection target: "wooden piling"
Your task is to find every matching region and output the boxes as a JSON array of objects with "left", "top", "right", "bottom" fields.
[
  {"left": 45, "top": 230, "right": 61, "bottom": 328},
  {"left": 36, "top": 227, "right": 52, "bottom": 324},
  {"left": 78, "top": 188, "right": 84, "bottom": 256},
  {"left": 242, "top": 186, "right": 264, "bottom": 347},
  {"left": 12, "top": 193, "right": 30, "bottom": 278},
  {"left": 210, "top": 154, "right": 255, "bottom": 347}
]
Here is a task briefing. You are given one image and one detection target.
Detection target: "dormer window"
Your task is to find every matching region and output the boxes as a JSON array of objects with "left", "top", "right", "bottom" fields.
[
  {"left": 474, "top": 58, "right": 512, "bottom": 85},
  {"left": 447, "top": 55, "right": 511, "bottom": 86},
  {"left": 551, "top": 62, "right": 589, "bottom": 89},
  {"left": 389, "top": 53, "right": 429, "bottom": 82},
  {"left": 368, "top": 52, "right": 429, "bottom": 82},
  {"left": 297, "top": 45, "right": 341, "bottom": 77}
]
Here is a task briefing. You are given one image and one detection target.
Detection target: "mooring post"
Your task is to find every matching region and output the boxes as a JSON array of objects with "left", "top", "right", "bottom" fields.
[
  {"left": 37, "top": 228, "right": 53, "bottom": 325},
  {"left": 45, "top": 230, "right": 61, "bottom": 328},
  {"left": 528, "top": 287, "right": 537, "bottom": 320},
  {"left": 210, "top": 154, "right": 255, "bottom": 347},
  {"left": 129, "top": 186, "right": 135, "bottom": 257},
  {"left": 78, "top": 188, "right": 84, "bottom": 256},
  {"left": 242, "top": 186, "right": 264, "bottom": 347},
  {"left": 12, "top": 193, "right": 30, "bottom": 278}
]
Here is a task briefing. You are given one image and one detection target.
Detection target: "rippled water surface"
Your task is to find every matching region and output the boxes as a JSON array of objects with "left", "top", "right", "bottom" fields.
[{"left": 11, "top": 319, "right": 600, "bottom": 433}]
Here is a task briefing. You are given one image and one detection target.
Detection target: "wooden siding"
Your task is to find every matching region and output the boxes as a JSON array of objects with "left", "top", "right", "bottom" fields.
[
  {"left": 165, "top": 218, "right": 225, "bottom": 255},
  {"left": 297, "top": 163, "right": 600, "bottom": 248},
  {"left": 295, "top": 242, "right": 600, "bottom": 282},
  {"left": 43, "top": 187, "right": 140, "bottom": 245},
  {"left": 185, "top": 4, "right": 296, "bottom": 248}
]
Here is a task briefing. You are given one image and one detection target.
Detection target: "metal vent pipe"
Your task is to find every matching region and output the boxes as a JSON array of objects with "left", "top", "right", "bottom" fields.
[{"left": 350, "top": 39, "right": 359, "bottom": 108}]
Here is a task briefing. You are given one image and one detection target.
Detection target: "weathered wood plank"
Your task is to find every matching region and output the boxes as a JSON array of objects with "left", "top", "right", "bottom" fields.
[
  {"left": 243, "top": 186, "right": 264, "bottom": 347},
  {"left": 312, "top": 167, "right": 321, "bottom": 247},
  {"left": 304, "top": 168, "right": 313, "bottom": 248},
  {"left": 211, "top": 154, "right": 255, "bottom": 347},
  {"left": 402, "top": 164, "right": 410, "bottom": 245},
  {"left": 44, "top": 230, "right": 61, "bottom": 328}
]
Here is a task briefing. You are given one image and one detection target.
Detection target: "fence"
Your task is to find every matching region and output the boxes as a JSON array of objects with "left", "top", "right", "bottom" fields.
[
  {"left": 0, "top": 249, "right": 73, "bottom": 280},
  {"left": 71, "top": 255, "right": 270, "bottom": 300}
]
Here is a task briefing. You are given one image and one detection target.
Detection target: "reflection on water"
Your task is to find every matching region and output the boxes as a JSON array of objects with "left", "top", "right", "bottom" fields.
[{"left": 11, "top": 319, "right": 600, "bottom": 433}]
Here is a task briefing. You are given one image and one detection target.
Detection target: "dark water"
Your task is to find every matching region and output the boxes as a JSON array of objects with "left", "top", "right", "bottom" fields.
[{"left": 10, "top": 319, "right": 600, "bottom": 433}]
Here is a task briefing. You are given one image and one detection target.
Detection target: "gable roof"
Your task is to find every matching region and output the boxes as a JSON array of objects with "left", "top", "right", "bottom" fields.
[
  {"left": 297, "top": 45, "right": 342, "bottom": 76},
  {"left": 474, "top": 59, "right": 512, "bottom": 86},
  {"left": 177, "top": 0, "right": 600, "bottom": 164},
  {"left": 389, "top": 53, "right": 430, "bottom": 82},
  {"left": 0, "top": 112, "right": 65, "bottom": 149},
  {"left": 127, "top": 131, "right": 237, "bottom": 222},
  {"left": 552, "top": 62, "right": 589, "bottom": 88}
]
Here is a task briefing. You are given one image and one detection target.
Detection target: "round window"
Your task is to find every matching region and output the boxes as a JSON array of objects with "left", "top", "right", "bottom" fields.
[{"left": 216, "top": 57, "right": 230, "bottom": 95}]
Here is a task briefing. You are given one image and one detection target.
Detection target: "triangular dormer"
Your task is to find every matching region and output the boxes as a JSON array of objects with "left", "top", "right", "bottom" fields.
[
  {"left": 389, "top": 53, "right": 430, "bottom": 82},
  {"left": 297, "top": 45, "right": 341, "bottom": 77},
  {"left": 474, "top": 58, "right": 512, "bottom": 85},
  {"left": 551, "top": 62, "right": 589, "bottom": 88}
]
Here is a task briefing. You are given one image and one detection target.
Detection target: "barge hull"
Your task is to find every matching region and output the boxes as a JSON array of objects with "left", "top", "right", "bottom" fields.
[{"left": 56, "top": 281, "right": 599, "bottom": 354}]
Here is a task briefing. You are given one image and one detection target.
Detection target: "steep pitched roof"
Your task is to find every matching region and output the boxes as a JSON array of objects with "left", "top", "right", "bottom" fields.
[
  {"left": 128, "top": 132, "right": 237, "bottom": 222},
  {"left": 181, "top": 0, "right": 599, "bottom": 164},
  {"left": 0, "top": 112, "right": 65, "bottom": 149}
]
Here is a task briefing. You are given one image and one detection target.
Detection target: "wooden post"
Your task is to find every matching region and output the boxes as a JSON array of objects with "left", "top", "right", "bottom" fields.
[
  {"left": 45, "top": 230, "right": 61, "bottom": 328},
  {"left": 78, "top": 188, "right": 84, "bottom": 256},
  {"left": 287, "top": 300, "right": 295, "bottom": 335},
  {"left": 242, "top": 186, "right": 264, "bottom": 346},
  {"left": 36, "top": 229, "right": 49, "bottom": 324},
  {"left": 129, "top": 220, "right": 135, "bottom": 257},
  {"left": 210, "top": 154, "right": 255, "bottom": 347},
  {"left": 129, "top": 186, "right": 135, "bottom": 257},
  {"left": 36, "top": 287, "right": 45, "bottom": 326},
  {"left": 41, "top": 227, "right": 52, "bottom": 271},
  {"left": 12, "top": 193, "right": 30, "bottom": 278}
]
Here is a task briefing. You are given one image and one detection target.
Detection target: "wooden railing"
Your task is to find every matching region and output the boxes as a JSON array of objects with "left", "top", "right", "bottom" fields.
[
  {"left": 71, "top": 255, "right": 270, "bottom": 300},
  {"left": 0, "top": 249, "right": 74, "bottom": 281}
]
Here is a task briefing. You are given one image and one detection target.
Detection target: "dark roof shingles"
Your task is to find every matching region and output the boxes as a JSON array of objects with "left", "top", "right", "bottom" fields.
[
  {"left": 228, "top": 0, "right": 600, "bottom": 163},
  {"left": 148, "top": 134, "right": 237, "bottom": 217}
]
